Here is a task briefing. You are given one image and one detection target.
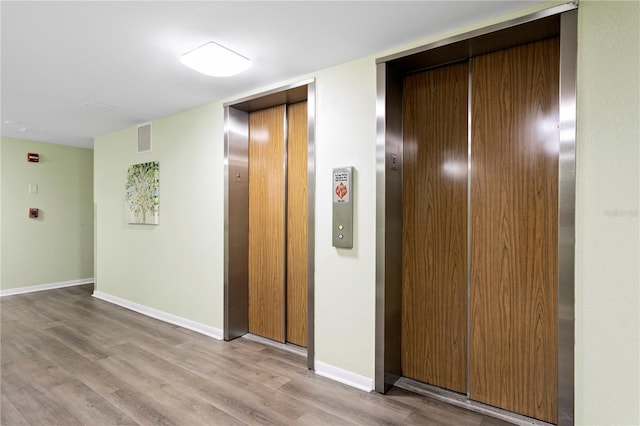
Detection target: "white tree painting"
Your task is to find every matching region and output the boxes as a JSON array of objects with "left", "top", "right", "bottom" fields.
[{"left": 125, "top": 161, "right": 159, "bottom": 224}]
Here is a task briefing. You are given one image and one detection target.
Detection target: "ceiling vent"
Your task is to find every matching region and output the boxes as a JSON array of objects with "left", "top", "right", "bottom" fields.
[{"left": 137, "top": 122, "right": 152, "bottom": 153}]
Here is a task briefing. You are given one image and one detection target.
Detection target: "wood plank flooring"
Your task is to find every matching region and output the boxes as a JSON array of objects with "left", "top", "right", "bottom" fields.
[{"left": 1, "top": 285, "right": 513, "bottom": 425}]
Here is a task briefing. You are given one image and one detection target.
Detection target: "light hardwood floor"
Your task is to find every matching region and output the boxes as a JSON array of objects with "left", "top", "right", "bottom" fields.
[{"left": 1, "top": 285, "right": 512, "bottom": 425}]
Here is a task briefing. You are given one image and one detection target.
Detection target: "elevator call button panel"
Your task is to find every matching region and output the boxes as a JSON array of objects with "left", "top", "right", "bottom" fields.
[{"left": 333, "top": 167, "right": 354, "bottom": 249}]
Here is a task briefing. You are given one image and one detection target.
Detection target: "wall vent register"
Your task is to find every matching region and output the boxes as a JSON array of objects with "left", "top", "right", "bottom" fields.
[{"left": 137, "top": 123, "right": 152, "bottom": 153}]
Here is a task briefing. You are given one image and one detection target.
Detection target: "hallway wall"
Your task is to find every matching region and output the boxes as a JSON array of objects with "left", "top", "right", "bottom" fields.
[
  {"left": 94, "top": 104, "right": 224, "bottom": 328},
  {"left": 0, "top": 137, "right": 94, "bottom": 291},
  {"left": 575, "top": 1, "right": 639, "bottom": 424},
  {"left": 93, "top": 1, "right": 639, "bottom": 424}
]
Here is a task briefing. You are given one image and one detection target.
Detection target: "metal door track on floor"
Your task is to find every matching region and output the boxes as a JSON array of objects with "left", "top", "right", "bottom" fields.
[{"left": 241, "top": 333, "right": 307, "bottom": 358}]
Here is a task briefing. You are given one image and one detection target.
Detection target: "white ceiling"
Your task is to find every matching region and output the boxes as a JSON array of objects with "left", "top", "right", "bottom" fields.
[{"left": 1, "top": 1, "right": 542, "bottom": 149}]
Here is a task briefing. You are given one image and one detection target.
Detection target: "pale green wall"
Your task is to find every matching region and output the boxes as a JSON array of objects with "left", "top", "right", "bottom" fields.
[
  {"left": 0, "top": 139, "right": 3, "bottom": 287},
  {"left": 575, "top": 1, "right": 640, "bottom": 424},
  {"left": 313, "top": 56, "right": 377, "bottom": 375},
  {"left": 93, "top": 1, "right": 639, "bottom": 424},
  {"left": 0, "top": 137, "right": 94, "bottom": 289},
  {"left": 94, "top": 103, "right": 224, "bottom": 326}
]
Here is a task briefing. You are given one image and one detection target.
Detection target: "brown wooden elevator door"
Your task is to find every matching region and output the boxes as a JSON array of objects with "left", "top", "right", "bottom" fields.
[
  {"left": 249, "top": 105, "right": 287, "bottom": 342},
  {"left": 286, "top": 101, "right": 308, "bottom": 347},
  {"left": 402, "top": 62, "right": 469, "bottom": 394},
  {"left": 470, "top": 38, "right": 559, "bottom": 424},
  {"left": 248, "top": 103, "right": 308, "bottom": 346}
]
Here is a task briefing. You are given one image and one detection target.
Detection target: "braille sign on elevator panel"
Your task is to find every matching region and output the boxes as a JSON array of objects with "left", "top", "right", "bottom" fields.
[{"left": 332, "top": 167, "right": 354, "bottom": 249}]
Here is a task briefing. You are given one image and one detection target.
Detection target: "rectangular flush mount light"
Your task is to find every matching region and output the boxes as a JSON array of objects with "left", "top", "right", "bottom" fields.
[{"left": 180, "top": 42, "right": 251, "bottom": 77}]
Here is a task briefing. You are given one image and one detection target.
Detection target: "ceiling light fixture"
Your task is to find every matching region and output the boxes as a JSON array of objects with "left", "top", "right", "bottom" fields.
[{"left": 180, "top": 42, "right": 251, "bottom": 77}]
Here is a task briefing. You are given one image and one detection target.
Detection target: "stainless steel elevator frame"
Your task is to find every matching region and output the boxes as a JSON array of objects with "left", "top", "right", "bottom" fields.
[
  {"left": 224, "top": 80, "right": 316, "bottom": 370},
  {"left": 375, "top": 5, "right": 577, "bottom": 425}
]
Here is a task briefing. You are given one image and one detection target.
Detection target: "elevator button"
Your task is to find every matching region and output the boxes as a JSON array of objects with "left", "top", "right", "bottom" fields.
[
  {"left": 338, "top": 234, "right": 344, "bottom": 239},
  {"left": 338, "top": 225, "right": 344, "bottom": 230}
]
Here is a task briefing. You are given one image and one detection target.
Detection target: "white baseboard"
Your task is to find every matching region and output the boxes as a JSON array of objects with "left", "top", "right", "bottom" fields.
[
  {"left": 0, "top": 278, "right": 94, "bottom": 297},
  {"left": 315, "top": 360, "right": 374, "bottom": 392},
  {"left": 92, "top": 291, "right": 223, "bottom": 341}
]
